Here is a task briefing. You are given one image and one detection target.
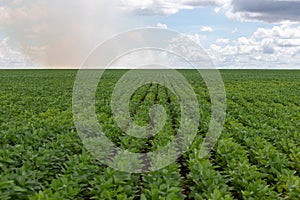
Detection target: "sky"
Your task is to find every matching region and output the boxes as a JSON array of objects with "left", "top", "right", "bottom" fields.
[{"left": 1, "top": 0, "right": 300, "bottom": 69}]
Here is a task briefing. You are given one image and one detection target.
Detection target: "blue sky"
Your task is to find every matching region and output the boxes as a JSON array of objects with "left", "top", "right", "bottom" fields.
[
  {"left": 1, "top": 0, "right": 300, "bottom": 69},
  {"left": 142, "top": 7, "right": 275, "bottom": 46}
]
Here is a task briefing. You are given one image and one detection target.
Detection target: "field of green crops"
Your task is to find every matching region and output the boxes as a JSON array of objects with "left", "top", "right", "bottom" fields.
[{"left": 0, "top": 70, "right": 299, "bottom": 200}]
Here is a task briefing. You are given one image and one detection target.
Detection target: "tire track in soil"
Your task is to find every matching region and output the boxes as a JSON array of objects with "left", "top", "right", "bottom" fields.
[
  {"left": 137, "top": 83, "right": 158, "bottom": 198},
  {"left": 109, "top": 83, "right": 153, "bottom": 162},
  {"left": 164, "top": 85, "right": 191, "bottom": 198}
]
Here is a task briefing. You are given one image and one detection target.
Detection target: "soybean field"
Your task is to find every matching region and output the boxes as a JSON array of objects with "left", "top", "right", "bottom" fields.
[{"left": 0, "top": 70, "right": 299, "bottom": 199}]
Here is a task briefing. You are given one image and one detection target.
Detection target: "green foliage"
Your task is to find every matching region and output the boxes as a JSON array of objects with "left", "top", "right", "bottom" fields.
[{"left": 0, "top": 69, "right": 299, "bottom": 199}]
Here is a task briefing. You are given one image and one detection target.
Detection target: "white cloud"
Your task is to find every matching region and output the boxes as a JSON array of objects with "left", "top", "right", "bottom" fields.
[
  {"left": 232, "top": 28, "right": 238, "bottom": 34},
  {"left": 185, "top": 33, "right": 206, "bottom": 46},
  {"left": 0, "top": 37, "right": 32, "bottom": 68},
  {"left": 120, "top": 0, "right": 230, "bottom": 16},
  {"left": 156, "top": 23, "right": 168, "bottom": 29},
  {"left": 208, "top": 23, "right": 300, "bottom": 68},
  {"left": 216, "top": 38, "right": 230, "bottom": 45},
  {"left": 200, "top": 26, "right": 214, "bottom": 32}
]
